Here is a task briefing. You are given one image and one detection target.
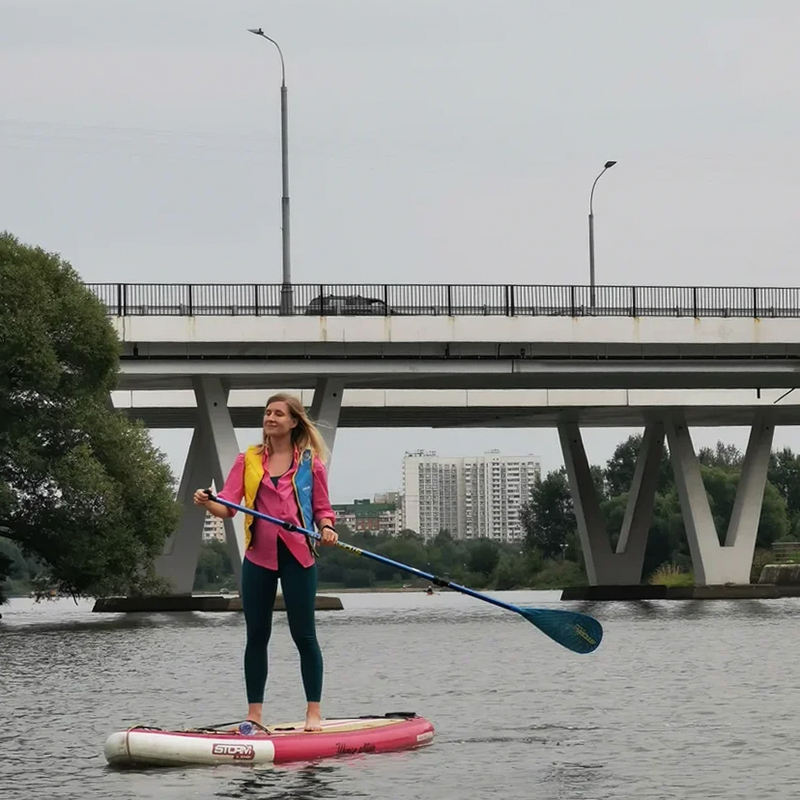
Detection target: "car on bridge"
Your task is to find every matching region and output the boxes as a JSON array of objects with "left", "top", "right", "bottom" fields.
[{"left": 304, "top": 293, "right": 390, "bottom": 316}]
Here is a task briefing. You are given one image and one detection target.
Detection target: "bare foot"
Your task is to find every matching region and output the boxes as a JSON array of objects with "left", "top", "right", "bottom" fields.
[
  {"left": 304, "top": 706, "right": 322, "bottom": 732},
  {"left": 247, "top": 703, "right": 264, "bottom": 728}
]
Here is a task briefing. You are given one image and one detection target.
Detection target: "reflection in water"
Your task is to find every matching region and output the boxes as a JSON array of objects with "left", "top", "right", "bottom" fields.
[
  {"left": 218, "top": 764, "right": 349, "bottom": 800},
  {"left": 541, "top": 760, "right": 613, "bottom": 800}
]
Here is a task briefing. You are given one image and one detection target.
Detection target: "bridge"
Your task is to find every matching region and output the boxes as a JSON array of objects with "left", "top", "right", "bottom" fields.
[{"left": 92, "top": 281, "right": 800, "bottom": 596}]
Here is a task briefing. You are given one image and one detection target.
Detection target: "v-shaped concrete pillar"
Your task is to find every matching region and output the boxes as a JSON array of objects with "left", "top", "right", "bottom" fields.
[
  {"left": 665, "top": 412, "right": 774, "bottom": 586},
  {"left": 309, "top": 378, "right": 343, "bottom": 466},
  {"left": 155, "top": 424, "right": 215, "bottom": 594},
  {"left": 194, "top": 376, "right": 246, "bottom": 588},
  {"left": 559, "top": 422, "right": 664, "bottom": 585},
  {"left": 155, "top": 377, "right": 245, "bottom": 593}
]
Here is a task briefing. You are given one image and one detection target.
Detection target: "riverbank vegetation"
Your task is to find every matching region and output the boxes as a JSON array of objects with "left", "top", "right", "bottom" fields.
[
  {"left": 186, "top": 436, "right": 800, "bottom": 593},
  {"left": 7, "top": 434, "right": 797, "bottom": 598}
]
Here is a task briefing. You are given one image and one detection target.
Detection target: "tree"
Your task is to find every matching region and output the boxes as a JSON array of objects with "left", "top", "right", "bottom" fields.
[
  {"left": 194, "top": 539, "right": 234, "bottom": 591},
  {"left": 698, "top": 441, "right": 743, "bottom": 470},
  {"left": 605, "top": 433, "right": 672, "bottom": 497},
  {"left": 519, "top": 468, "right": 576, "bottom": 559},
  {"left": 0, "top": 232, "right": 179, "bottom": 600},
  {"left": 466, "top": 539, "right": 500, "bottom": 577},
  {"left": 768, "top": 448, "right": 800, "bottom": 535}
]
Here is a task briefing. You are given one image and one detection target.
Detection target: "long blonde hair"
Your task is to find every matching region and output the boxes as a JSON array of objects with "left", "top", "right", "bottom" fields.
[{"left": 257, "top": 393, "right": 329, "bottom": 461}]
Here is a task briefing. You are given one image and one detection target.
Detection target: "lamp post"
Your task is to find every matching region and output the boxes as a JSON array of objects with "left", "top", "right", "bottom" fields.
[
  {"left": 588, "top": 160, "right": 617, "bottom": 308},
  {"left": 248, "top": 27, "right": 292, "bottom": 314}
]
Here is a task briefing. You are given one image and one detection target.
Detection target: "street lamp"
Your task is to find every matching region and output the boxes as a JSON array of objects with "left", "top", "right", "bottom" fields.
[
  {"left": 248, "top": 27, "right": 293, "bottom": 314},
  {"left": 588, "top": 160, "right": 617, "bottom": 308}
]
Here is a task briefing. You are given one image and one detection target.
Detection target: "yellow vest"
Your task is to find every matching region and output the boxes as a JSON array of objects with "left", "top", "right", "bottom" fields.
[
  {"left": 242, "top": 446, "right": 264, "bottom": 551},
  {"left": 241, "top": 445, "right": 316, "bottom": 554}
]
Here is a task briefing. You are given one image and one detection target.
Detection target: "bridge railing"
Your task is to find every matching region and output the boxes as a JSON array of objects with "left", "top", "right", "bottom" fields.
[{"left": 85, "top": 283, "right": 800, "bottom": 318}]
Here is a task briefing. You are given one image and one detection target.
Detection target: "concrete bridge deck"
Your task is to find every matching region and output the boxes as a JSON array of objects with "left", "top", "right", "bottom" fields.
[{"left": 113, "top": 388, "right": 800, "bottom": 429}]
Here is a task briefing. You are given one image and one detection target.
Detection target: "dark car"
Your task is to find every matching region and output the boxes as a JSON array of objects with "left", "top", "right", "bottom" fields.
[{"left": 304, "top": 294, "right": 389, "bottom": 316}]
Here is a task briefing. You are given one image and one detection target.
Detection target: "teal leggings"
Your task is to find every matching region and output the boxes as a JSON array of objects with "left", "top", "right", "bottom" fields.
[{"left": 241, "top": 540, "right": 323, "bottom": 703}]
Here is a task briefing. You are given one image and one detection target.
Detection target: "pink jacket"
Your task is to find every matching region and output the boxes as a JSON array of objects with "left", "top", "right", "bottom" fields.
[{"left": 217, "top": 449, "right": 335, "bottom": 570}]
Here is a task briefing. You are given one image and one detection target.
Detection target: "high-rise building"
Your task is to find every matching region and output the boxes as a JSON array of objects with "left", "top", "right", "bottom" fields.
[
  {"left": 402, "top": 450, "right": 540, "bottom": 542},
  {"left": 202, "top": 512, "right": 226, "bottom": 543}
]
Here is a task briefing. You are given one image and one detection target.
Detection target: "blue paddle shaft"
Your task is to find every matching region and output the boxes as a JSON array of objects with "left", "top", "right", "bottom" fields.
[
  {"left": 206, "top": 492, "right": 520, "bottom": 613},
  {"left": 205, "top": 492, "right": 603, "bottom": 653}
]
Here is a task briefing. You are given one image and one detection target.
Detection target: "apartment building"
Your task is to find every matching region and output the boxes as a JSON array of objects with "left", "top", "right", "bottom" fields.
[{"left": 402, "top": 450, "right": 540, "bottom": 541}]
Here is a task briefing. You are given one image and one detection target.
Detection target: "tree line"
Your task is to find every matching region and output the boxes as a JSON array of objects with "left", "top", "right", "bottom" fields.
[{"left": 196, "top": 436, "right": 800, "bottom": 591}]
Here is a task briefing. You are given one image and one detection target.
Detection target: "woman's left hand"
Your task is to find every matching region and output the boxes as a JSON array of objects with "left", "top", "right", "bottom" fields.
[{"left": 320, "top": 526, "right": 339, "bottom": 546}]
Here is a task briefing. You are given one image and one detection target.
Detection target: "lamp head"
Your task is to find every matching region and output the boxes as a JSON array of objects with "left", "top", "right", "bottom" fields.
[
  {"left": 248, "top": 28, "right": 264, "bottom": 36},
  {"left": 604, "top": 160, "right": 617, "bottom": 169}
]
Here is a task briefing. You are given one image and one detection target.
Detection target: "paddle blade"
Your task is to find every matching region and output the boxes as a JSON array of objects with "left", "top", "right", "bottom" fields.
[{"left": 518, "top": 607, "right": 603, "bottom": 654}]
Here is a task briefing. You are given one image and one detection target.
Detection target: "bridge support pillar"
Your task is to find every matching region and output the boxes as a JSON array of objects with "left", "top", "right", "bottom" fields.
[
  {"left": 155, "top": 377, "right": 246, "bottom": 593},
  {"left": 309, "top": 379, "right": 344, "bottom": 464},
  {"left": 559, "top": 422, "right": 664, "bottom": 585},
  {"left": 665, "top": 412, "right": 774, "bottom": 586},
  {"left": 155, "top": 425, "right": 215, "bottom": 594}
]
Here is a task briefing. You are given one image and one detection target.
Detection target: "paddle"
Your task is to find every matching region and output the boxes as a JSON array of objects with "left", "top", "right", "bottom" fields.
[{"left": 204, "top": 491, "right": 603, "bottom": 654}]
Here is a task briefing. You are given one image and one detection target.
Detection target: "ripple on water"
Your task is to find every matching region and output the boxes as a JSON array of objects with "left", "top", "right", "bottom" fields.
[{"left": 2, "top": 593, "right": 800, "bottom": 799}]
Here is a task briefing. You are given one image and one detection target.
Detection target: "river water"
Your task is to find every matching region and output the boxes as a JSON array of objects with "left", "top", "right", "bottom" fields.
[{"left": 1, "top": 590, "right": 797, "bottom": 799}]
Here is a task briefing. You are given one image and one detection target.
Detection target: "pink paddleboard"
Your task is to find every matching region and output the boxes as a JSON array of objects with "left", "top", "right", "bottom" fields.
[{"left": 104, "top": 713, "right": 435, "bottom": 767}]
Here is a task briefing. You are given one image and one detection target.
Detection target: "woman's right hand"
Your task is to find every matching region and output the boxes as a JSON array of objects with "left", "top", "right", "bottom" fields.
[{"left": 193, "top": 488, "right": 212, "bottom": 506}]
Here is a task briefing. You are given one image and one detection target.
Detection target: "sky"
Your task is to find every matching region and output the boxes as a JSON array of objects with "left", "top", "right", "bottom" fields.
[{"left": 3, "top": 1, "right": 800, "bottom": 502}]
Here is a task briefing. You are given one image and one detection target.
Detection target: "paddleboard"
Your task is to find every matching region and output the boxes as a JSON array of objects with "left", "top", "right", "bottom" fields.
[{"left": 104, "top": 712, "right": 434, "bottom": 767}]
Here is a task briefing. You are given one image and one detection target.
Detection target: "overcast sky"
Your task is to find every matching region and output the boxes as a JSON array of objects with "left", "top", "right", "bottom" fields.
[{"left": 4, "top": 1, "right": 800, "bottom": 502}]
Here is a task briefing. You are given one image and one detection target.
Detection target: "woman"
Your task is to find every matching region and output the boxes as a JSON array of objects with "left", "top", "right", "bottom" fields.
[{"left": 193, "top": 394, "right": 338, "bottom": 732}]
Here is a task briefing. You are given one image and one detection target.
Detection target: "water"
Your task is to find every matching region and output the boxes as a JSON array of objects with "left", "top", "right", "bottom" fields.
[{"left": 1, "top": 590, "right": 798, "bottom": 799}]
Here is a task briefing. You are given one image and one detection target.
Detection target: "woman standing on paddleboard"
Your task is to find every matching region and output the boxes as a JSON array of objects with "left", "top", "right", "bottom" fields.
[{"left": 193, "top": 394, "right": 338, "bottom": 732}]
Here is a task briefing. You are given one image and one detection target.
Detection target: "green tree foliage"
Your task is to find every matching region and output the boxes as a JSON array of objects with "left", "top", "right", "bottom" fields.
[
  {"left": 194, "top": 539, "right": 235, "bottom": 592},
  {"left": 768, "top": 447, "right": 800, "bottom": 537},
  {"left": 519, "top": 468, "right": 575, "bottom": 559},
  {"left": 466, "top": 539, "right": 500, "bottom": 577},
  {"left": 0, "top": 232, "right": 179, "bottom": 601}
]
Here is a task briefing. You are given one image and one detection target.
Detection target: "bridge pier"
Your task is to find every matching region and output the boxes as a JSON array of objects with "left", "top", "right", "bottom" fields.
[
  {"left": 561, "top": 413, "right": 774, "bottom": 589},
  {"left": 156, "top": 377, "right": 245, "bottom": 592},
  {"left": 155, "top": 425, "right": 214, "bottom": 594},
  {"left": 559, "top": 422, "right": 664, "bottom": 585},
  {"left": 666, "top": 411, "right": 774, "bottom": 586},
  {"left": 309, "top": 378, "right": 343, "bottom": 460}
]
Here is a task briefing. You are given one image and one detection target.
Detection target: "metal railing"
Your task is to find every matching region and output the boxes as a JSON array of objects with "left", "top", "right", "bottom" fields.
[{"left": 84, "top": 283, "right": 800, "bottom": 318}]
